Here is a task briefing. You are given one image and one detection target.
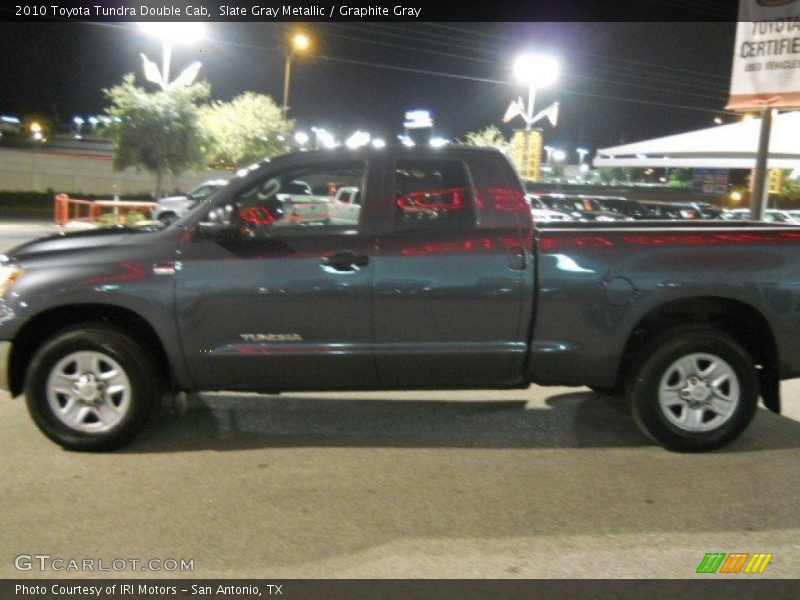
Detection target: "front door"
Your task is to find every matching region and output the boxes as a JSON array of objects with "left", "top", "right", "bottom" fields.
[{"left": 176, "top": 159, "right": 379, "bottom": 391}]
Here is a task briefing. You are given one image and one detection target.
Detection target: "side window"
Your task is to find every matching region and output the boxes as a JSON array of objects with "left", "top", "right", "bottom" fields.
[
  {"left": 393, "top": 159, "right": 475, "bottom": 231},
  {"left": 231, "top": 161, "right": 365, "bottom": 235}
]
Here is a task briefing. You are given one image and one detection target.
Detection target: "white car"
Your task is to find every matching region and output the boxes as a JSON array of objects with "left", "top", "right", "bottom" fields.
[
  {"left": 151, "top": 179, "right": 228, "bottom": 224},
  {"left": 526, "top": 194, "right": 572, "bottom": 223},
  {"left": 723, "top": 208, "right": 800, "bottom": 224},
  {"left": 532, "top": 208, "right": 572, "bottom": 223},
  {"left": 327, "top": 186, "right": 362, "bottom": 225}
]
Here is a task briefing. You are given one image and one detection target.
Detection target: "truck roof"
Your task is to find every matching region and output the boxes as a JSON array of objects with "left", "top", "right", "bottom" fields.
[{"left": 259, "top": 145, "right": 508, "bottom": 166}]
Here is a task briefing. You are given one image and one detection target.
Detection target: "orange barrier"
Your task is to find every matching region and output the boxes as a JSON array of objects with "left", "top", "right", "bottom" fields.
[{"left": 54, "top": 194, "right": 157, "bottom": 227}]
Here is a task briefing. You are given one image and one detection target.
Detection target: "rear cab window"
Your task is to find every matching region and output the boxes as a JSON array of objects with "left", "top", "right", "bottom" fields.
[{"left": 392, "top": 159, "right": 476, "bottom": 232}]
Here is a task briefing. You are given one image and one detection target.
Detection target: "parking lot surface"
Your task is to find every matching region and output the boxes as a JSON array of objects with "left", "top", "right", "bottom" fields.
[
  {"left": 1, "top": 385, "right": 798, "bottom": 579},
  {"left": 0, "top": 220, "right": 58, "bottom": 254}
]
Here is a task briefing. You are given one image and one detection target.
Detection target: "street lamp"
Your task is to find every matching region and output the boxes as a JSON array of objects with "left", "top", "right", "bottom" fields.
[
  {"left": 512, "top": 52, "right": 560, "bottom": 133},
  {"left": 311, "top": 127, "right": 337, "bottom": 149},
  {"left": 512, "top": 52, "right": 559, "bottom": 180},
  {"left": 345, "top": 131, "right": 371, "bottom": 149},
  {"left": 283, "top": 33, "right": 311, "bottom": 121},
  {"left": 294, "top": 131, "right": 309, "bottom": 147},
  {"left": 576, "top": 147, "right": 589, "bottom": 164},
  {"left": 543, "top": 145, "right": 554, "bottom": 164},
  {"left": 72, "top": 116, "right": 84, "bottom": 137},
  {"left": 138, "top": 22, "right": 205, "bottom": 89}
]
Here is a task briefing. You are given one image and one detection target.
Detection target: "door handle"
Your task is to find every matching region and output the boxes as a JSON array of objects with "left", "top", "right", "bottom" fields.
[
  {"left": 321, "top": 251, "right": 369, "bottom": 272},
  {"left": 508, "top": 246, "right": 526, "bottom": 271}
]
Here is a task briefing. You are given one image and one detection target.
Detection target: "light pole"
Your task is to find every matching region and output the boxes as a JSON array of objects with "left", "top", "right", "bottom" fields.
[
  {"left": 138, "top": 22, "right": 205, "bottom": 89},
  {"left": 543, "top": 145, "right": 554, "bottom": 165},
  {"left": 283, "top": 33, "right": 311, "bottom": 121},
  {"left": 576, "top": 147, "right": 589, "bottom": 164},
  {"left": 512, "top": 52, "right": 560, "bottom": 179}
]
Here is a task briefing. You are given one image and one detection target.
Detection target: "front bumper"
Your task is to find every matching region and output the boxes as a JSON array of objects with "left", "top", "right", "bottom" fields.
[{"left": 0, "top": 341, "right": 10, "bottom": 392}]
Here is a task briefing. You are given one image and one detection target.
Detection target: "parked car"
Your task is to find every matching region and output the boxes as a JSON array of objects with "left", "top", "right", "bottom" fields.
[
  {"left": 327, "top": 186, "right": 362, "bottom": 225},
  {"left": 572, "top": 210, "right": 634, "bottom": 222},
  {"left": 1, "top": 146, "right": 797, "bottom": 453},
  {"left": 722, "top": 208, "right": 800, "bottom": 224},
  {"left": 526, "top": 195, "right": 572, "bottom": 223},
  {"left": 641, "top": 201, "right": 704, "bottom": 220},
  {"left": 785, "top": 210, "right": 800, "bottom": 222},
  {"left": 151, "top": 179, "right": 228, "bottom": 225},
  {"left": 592, "top": 196, "right": 655, "bottom": 219},
  {"left": 721, "top": 208, "right": 750, "bottom": 221}
]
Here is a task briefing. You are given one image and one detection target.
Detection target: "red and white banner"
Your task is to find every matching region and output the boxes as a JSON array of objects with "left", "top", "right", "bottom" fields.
[{"left": 727, "top": 0, "right": 800, "bottom": 110}]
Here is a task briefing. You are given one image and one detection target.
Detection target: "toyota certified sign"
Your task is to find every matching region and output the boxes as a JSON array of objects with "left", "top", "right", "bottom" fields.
[{"left": 727, "top": 0, "right": 800, "bottom": 110}]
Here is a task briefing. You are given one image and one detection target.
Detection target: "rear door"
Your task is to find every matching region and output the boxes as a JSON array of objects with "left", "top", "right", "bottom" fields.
[{"left": 372, "top": 154, "right": 529, "bottom": 387}]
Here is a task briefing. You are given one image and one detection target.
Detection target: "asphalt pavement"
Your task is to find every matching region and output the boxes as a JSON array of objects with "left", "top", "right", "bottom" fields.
[
  {"left": 0, "top": 219, "right": 59, "bottom": 254},
  {"left": 0, "top": 219, "right": 798, "bottom": 579},
  {"left": 1, "top": 386, "right": 799, "bottom": 579}
]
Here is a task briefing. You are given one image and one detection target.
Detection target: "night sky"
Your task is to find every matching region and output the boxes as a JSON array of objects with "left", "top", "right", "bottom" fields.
[{"left": 1, "top": 21, "right": 737, "bottom": 155}]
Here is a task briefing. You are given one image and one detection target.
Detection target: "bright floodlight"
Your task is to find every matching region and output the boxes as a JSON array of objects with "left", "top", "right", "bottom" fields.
[
  {"left": 294, "top": 131, "right": 309, "bottom": 145},
  {"left": 293, "top": 33, "right": 311, "bottom": 52},
  {"left": 371, "top": 138, "right": 386, "bottom": 149},
  {"left": 552, "top": 149, "right": 566, "bottom": 162},
  {"left": 138, "top": 22, "right": 206, "bottom": 45},
  {"left": 513, "top": 52, "right": 560, "bottom": 88},
  {"left": 346, "top": 131, "right": 371, "bottom": 149}
]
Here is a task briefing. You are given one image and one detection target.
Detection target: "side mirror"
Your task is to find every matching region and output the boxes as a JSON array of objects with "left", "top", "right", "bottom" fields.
[{"left": 194, "top": 205, "right": 239, "bottom": 240}]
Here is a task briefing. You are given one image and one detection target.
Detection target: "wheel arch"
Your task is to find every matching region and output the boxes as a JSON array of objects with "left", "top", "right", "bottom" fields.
[
  {"left": 615, "top": 296, "right": 779, "bottom": 410},
  {"left": 8, "top": 304, "right": 172, "bottom": 397}
]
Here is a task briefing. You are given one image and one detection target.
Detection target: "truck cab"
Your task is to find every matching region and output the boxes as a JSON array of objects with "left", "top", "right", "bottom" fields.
[{"left": 180, "top": 147, "right": 532, "bottom": 391}]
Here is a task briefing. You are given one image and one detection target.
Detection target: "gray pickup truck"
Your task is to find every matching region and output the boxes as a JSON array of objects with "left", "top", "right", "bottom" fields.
[{"left": 1, "top": 147, "right": 798, "bottom": 452}]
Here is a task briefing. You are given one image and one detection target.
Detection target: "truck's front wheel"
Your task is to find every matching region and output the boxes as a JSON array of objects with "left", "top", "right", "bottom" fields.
[
  {"left": 24, "top": 325, "right": 162, "bottom": 451},
  {"left": 627, "top": 328, "right": 758, "bottom": 452}
]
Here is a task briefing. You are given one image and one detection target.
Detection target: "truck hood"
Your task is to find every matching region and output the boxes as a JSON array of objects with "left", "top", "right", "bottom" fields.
[{"left": 5, "top": 227, "right": 147, "bottom": 263}]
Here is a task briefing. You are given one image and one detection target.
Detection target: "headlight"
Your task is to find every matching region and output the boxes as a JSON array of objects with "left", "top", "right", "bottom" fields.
[{"left": 0, "top": 265, "right": 23, "bottom": 299}]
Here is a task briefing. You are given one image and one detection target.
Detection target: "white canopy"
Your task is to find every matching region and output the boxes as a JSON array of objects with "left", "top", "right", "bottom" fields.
[{"left": 594, "top": 111, "right": 800, "bottom": 169}]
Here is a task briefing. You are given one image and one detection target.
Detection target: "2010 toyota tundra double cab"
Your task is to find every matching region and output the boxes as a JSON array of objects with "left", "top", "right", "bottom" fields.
[{"left": 0, "top": 146, "right": 798, "bottom": 452}]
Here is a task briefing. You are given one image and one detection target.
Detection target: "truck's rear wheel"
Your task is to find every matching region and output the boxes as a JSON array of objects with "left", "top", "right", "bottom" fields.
[
  {"left": 627, "top": 328, "right": 758, "bottom": 452},
  {"left": 24, "top": 325, "right": 161, "bottom": 451}
]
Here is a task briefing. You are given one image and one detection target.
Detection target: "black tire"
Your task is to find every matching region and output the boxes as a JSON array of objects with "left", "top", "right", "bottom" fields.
[
  {"left": 158, "top": 212, "right": 178, "bottom": 226},
  {"left": 627, "top": 327, "right": 759, "bottom": 452},
  {"left": 24, "top": 324, "right": 163, "bottom": 451}
]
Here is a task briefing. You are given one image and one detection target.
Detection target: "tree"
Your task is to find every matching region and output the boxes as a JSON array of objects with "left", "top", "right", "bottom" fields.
[
  {"left": 104, "top": 74, "right": 210, "bottom": 198},
  {"left": 596, "top": 167, "right": 616, "bottom": 184},
  {"left": 667, "top": 167, "right": 692, "bottom": 189},
  {"left": 459, "top": 125, "right": 510, "bottom": 154},
  {"left": 199, "top": 93, "right": 293, "bottom": 169},
  {"left": 780, "top": 173, "right": 800, "bottom": 204}
]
